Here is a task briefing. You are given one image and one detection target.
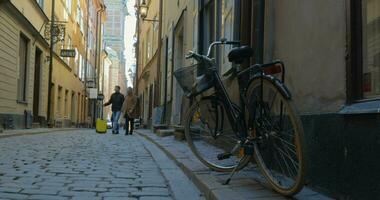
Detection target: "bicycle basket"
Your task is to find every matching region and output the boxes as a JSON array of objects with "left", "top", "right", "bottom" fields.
[{"left": 173, "top": 64, "right": 213, "bottom": 97}]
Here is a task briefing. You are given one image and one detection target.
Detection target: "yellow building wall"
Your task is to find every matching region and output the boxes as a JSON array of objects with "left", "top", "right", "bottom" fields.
[{"left": 0, "top": 2, "right": 49, "bottom": 121}]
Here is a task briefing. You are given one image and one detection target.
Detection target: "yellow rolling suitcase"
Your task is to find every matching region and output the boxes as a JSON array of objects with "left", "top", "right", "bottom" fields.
[{"left": 96, "top": 118, "right": 107, "bottom": 133}]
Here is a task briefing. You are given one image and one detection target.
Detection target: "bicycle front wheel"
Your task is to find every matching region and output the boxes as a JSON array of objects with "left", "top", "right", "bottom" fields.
[
  {"left": 184, "top": 97, "right": 251, "bottom": 172},
  {"left": 246, "top": 78, "right": 306, "bottom": 196}
]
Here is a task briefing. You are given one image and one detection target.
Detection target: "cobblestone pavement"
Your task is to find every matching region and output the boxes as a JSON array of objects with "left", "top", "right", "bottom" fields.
[{"left": 0, "top": 129, "right": 204, "bottom": 200}]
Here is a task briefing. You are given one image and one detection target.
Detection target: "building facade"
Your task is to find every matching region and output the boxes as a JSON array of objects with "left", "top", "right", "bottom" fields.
[
  {"left": 134, "top": 0, "right": 380, "bottom": 199},
  {"left": 0, "top": 0, "right": 106, "bottom": 129},
  {"left": 103, "top": 47, "right": 120, "bottom": 119},
  {"left": 48, "top": 0, "right": 106, "bottom": 128},
  {"left": 103, "top": 0, "right": 128, "bottom": 96},
  {"left": 0, "top": 0, "right": 50, "bottom": 129},
  {"left": 135, "top": 0, "right": 161, "bottom": 127}
]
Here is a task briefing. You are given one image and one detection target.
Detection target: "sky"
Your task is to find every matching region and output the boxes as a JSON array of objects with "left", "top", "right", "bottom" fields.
[{"left": 123, "top": 0, "right": 137, "bottom": 88}]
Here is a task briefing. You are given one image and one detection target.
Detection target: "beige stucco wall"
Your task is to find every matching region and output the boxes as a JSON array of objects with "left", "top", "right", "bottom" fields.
[
  {"left": 264, "top": 0, "right": 347, "bottom": 114},
  {"left": 136, "top": 0, "right": 160, "bottom": 123},
  {"left": 0, "top": 2, "right": 49, "bottom": 118}
]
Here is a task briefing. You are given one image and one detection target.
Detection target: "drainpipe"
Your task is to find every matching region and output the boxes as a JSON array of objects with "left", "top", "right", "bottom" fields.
[
  {"left": 134, "top": 0, "right": 141, "bottom": 96},
  {"left": 84, "top": 0, "right": 90, "bottom": 127},
  {"left": 94, "top": 4, "right": 106, "bottom": 122},
  {"left": 162, "top": 38, "right": 168, "bottom": 125},
  {"left": 47, "top": 0, "right": 55, "bottom": 126},
  {"left": 156, "top": 0, "right": 163, "bottom": 121}
]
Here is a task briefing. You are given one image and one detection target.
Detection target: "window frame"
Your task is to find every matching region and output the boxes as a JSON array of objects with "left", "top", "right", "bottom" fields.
[
  {"left": 36, "top": 0, "right": 44, "bottom": 9},
  {"left": 348, "top": 0, "right": 380, "bottom": 103},
  {"left": 18, "top": 33, "right": 30, "bottom": 103}
]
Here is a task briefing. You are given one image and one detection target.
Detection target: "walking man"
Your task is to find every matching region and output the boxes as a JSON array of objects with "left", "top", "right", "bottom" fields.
[
  {"left": 121, "top": 87, "right": 139, "bottom": 135},
  {"left": 104, "top": 86, "right": 124, "bottom": 134}
]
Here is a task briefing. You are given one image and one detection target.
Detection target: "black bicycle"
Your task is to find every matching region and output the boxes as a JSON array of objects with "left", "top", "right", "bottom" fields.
[{"left": 174, "top": 39, "right": 305, "bottom": 196}]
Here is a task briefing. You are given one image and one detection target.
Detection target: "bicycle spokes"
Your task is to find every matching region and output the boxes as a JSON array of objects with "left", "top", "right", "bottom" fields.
[{"left": 256, "top": 99, "right": 302, "bottom": 188}]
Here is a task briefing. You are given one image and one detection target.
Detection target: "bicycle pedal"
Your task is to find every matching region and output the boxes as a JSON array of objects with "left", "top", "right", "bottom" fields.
[{"left": 217, "top": 152, "right": 232, "bottom": 160}]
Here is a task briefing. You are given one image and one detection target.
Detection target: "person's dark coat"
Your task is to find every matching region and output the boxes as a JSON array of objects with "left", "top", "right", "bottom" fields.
[{"left": 104, "top": 92, "right": 125, "bottom": 112}]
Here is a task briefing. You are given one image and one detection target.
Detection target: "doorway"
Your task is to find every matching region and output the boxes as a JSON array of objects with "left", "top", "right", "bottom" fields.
[
  {"left": 33, "top": 48, "right": 42, "bottom": 123},
  {"left": 71, "top": 92, "right": 76, "bottom": 126},
  {"left": 172, "top": 13, "right": 185, "bottom": 125}
]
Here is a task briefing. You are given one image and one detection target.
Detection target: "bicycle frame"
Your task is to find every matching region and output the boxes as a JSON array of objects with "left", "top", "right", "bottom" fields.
[{"left": 189, "top": 40, "right": 287, "bottom": 142}]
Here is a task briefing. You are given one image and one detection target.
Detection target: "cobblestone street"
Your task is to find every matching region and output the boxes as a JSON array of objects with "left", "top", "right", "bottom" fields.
[{"left": 0, "top": 130, "right": 203, "bottom": 200}]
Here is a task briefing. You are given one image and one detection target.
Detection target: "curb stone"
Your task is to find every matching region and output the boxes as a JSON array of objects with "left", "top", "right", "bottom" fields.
[
  {"left": 136, "top": 130, "right": 262, "bottom": 200},
  {"left": 136, "top": 129, "right": 333, "bottom": 200}
]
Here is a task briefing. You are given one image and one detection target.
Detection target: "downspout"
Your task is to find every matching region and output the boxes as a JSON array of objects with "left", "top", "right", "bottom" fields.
[
  {"left": 99, "top": 5, "right": 106, "bottom": 119},
  {"left": 94, "top": 4, "right": 105, "bottom": 122},
  {"left": 135, "top": 0, "right": 141, "bottom": 96},
  {"left": 84, "top": 0, "right": 90, "bottom": 126},
  {"left": 47, "top": 0, "right": 55, "bottom": 126},
  {"left": 157, "top": 0, "right": 163, "bottom": 120},
  {"left": 162, "top": 38, "right": 168, "bottom": 124}
]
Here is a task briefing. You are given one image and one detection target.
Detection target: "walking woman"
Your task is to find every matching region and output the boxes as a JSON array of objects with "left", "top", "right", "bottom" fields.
[{"left": 121, "top": 87, "right": 139, "bottom": 135}]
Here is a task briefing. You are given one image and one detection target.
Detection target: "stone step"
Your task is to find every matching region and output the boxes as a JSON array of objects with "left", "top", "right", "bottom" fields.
[
  {"left": 174, "top": 131, "right": 185, "bottom": 141},
  {"left": 156, "top": 129, "right": 174, "bottom": 137},
  {"left": 172, "top": 125, "right": 185, "bottom": 141},
  {"left": 152, "top": 124, "right": 168, "bottom": 133},
  {"left": 32, "top": 123, "right": 40, "bottom": 128}
]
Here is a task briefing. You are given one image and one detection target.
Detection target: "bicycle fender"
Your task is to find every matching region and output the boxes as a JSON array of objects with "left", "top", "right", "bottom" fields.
[{"left": 246, "top": 75, "right": 292, "bottom": 100}]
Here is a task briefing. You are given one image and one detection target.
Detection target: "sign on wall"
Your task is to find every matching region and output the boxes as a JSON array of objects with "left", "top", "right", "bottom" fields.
[
  {"left": 89, "top": 88, "right": 98, "bottom": 99},
  {"left": 60, "top": 49, "right": 76, "bottom": 57}
]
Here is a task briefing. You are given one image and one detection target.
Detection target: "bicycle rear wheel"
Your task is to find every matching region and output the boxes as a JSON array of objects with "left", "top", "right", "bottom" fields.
[
  {"left": 184, "top": 97, "right": 251, "bottom": 172},
  {"left": 246, "top": 78, "right": 305, "bottom": 196}
]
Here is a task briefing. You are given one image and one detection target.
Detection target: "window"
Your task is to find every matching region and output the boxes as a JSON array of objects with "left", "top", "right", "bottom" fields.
[
  {"left": 63, "top": 7, "right": 68, "bottom": 21},
  {"left": 58, "top": 86, "right": 63, "bottom": 117},
  {"left": 66, "top": 0, "right": 72, "bottom": 15},
  {"left": 74, "top": 48, "right": 79, "bottom": 75},
  {"left": 88, "top": 32, "right": 93, "bottom": 51},
  {"left": 142, "top": 40, "right": 145, "bottom": 67},
  {"left": 351, "top": 0, "right": 380, "bottom": 100},
  {"left": 153, "top": 16, "right": 158, "bottom": 52},
  {"left": 362, "top": 0, "right": 380, "bottom": 98},
  {"left": 18, "top": 34, "right": 29, "bottom": 102},
  {"left": 79, "top": 54, "right": 83, "bottom": 80},
  {"left": 199, "top": 0, "right": 216, "bottom": 75},
  {"left": 67, "top": 36, "right": 72, "bottom": 65},
  {"left": 221, "top": 0, "right": 234, "bottom": 74},
  {"left": 36, "top": 0, "right": 44, "bottom": 9},
  {"left": 64, "top": 90, "right": 69, "bottom": 117},
  {"left": 147, "top": 29, "right": 152, "bottom": 60},
  {"left": 76, "top": 0, "right": 84, "bottom": 33}
]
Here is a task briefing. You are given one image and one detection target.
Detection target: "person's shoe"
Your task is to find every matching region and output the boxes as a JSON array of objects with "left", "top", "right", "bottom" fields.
[
  {"left": 112, "top": 130, "right": 115, "bottom": 134},
  {"left": 115, "top": 131, "right": 119, "bottom": 134}
]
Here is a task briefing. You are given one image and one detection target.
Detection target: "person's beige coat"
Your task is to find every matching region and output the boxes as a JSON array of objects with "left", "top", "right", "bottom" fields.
[{"left": 121, "top": 94, "right": 139, "bottom": 118}]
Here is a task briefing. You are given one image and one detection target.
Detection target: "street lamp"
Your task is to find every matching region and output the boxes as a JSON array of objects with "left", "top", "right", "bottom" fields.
[
  {"left": 139, "top": 1, "right": 148, "bottom": 19},
  {"left": 138, "top": 0, "right": 158, "bottom": 22}
]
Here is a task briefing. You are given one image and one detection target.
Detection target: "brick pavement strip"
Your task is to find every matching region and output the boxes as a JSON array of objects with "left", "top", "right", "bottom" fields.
[
  {"left": 136, "top": 129, "right": 334, "bottom": 200},
  {"left": 0, "top": 129, "right": 203, "bottom": 200}
]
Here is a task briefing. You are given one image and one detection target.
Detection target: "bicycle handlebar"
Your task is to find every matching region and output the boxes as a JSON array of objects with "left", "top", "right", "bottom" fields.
[
  {"left": 185, "top": 51, "right": 213, "bottom": 63},
  {"left": 206, "top": 40, "right": 240, "bottom": 57},
  {"left": 186, "top": 39, "right": 240, "bottom": 62}
]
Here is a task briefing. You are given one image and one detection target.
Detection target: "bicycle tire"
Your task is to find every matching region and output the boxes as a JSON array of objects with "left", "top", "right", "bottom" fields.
[
  {"left": 184, "top": 97, "right": 251, "bottom": 172},
  {"left": 246, "top": 78, "right": 306, "bottom": 196}
]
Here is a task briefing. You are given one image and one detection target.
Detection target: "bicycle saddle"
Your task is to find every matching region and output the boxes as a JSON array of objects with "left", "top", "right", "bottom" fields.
[{"left": 228, "top": 46, "right": 253, "bottom": 64}]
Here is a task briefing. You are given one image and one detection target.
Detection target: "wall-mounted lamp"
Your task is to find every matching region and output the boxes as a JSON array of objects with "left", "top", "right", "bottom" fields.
[{"left": 138, "top": 0, "right": 159, "bottom": 22}]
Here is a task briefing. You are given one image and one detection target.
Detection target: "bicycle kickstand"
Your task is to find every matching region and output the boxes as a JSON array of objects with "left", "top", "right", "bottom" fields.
[{"left": 223, "top": 156, "right": 245, "bottom": 185}]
